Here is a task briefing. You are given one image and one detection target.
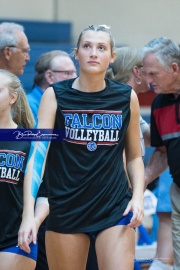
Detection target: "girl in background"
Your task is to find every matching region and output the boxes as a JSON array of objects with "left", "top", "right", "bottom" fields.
[{"left": 0, "top": 69, "right": 48, "bottom": 270}]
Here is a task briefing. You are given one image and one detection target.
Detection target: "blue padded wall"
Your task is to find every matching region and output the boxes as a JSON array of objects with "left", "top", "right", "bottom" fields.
[{"left": 0, "top": 19, "right": 72, "bottom": 43}]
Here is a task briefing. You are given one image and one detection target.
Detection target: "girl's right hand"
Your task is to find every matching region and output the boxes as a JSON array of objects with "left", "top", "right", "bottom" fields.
[{"left": 18, "top": 216, "right": 37, "bottom": 253}]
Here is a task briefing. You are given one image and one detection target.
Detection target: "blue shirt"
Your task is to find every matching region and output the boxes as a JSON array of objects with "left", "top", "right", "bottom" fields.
[{"left": 26, "top": 85, "right": 44, "bottom": 124}]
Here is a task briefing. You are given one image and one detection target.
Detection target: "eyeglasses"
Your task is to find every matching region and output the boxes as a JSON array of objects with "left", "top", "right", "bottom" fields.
[
  {"left": 51, "top": 70, "right": 77, "bottom": 76},
  {"left": 8, "top": 46, "right": 31, "bottom": 54}
]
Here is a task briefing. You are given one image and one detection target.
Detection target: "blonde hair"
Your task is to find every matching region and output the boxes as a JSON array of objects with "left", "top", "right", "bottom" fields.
[
  {"left": 76, "top": 24, "right": 116, "bottom": 54},
  {"left": 106, "top": 46, "right": 143, "bottom": 83},
  {"left": 0, "top": 69, "right": 34, "bottom": 128}
]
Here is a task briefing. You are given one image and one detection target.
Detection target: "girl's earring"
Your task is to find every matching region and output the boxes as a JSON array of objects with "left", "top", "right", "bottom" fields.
[{"left": 136, "top": 77, "right": 142, "bottom": 85}]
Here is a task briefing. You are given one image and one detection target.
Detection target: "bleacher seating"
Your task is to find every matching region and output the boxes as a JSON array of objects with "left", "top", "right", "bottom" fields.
[{"left": 0, "top": 19, "right": 75, "bottom": 91}]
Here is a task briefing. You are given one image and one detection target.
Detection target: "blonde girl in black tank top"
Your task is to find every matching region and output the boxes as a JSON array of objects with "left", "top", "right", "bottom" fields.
[{"left": 19, "top": 25, "right": 144, "bottom": 270}]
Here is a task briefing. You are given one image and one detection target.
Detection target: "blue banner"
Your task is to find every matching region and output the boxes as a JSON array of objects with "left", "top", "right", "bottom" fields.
[{"left": 0, "top": 129, "right": 65, "bottom": 141}]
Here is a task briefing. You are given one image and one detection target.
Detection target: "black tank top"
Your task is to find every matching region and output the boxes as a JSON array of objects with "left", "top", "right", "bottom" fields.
[
  {"left": 46, "top": 78, "right": 132, "bottom": 233},
  {"left": 0, "top": 140, "right": 30, "bottom": 250}
]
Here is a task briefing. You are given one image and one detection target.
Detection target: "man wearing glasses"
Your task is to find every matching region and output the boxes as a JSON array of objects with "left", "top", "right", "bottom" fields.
[
  {"left": 27, "top": 50, "right": 77, "bottom": 123},
  {"left": 0, "top": 22, "right": 30, "bottom": 76}
]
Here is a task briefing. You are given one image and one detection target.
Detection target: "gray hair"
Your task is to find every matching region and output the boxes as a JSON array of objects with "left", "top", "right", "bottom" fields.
[
  {"left": 0, "top": 22, "right": 24, "bottom": 51},
  {"left": 34, "top": 50, "right": 69, "bottom": 85},
  {"left": 142, "top": 37, "right": 180, "bottom": 69},
  {"left": 106, "top": 46, "right": 143, "bottom": 83}
]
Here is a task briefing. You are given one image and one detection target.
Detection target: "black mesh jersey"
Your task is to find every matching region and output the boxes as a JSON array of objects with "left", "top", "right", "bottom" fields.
[
  {"left": 0, "top": 140, "right": 30, "bottom": 250},
  {"left": 46, "top": 78, "right": 133, "bottom": 233}
]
